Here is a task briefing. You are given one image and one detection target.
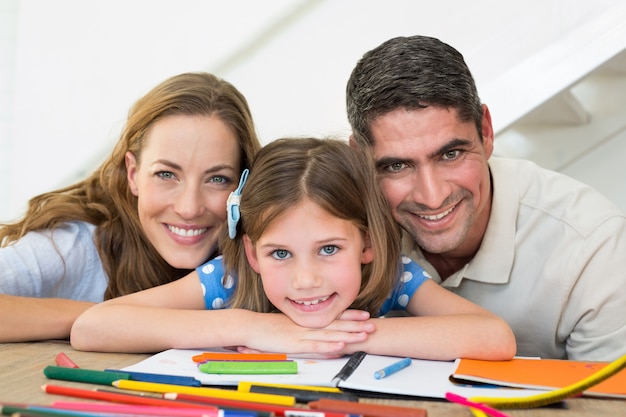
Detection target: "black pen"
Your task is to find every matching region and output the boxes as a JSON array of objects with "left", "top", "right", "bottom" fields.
[{"left": 331, "top": 351, "right": 366, "bottom": 387}]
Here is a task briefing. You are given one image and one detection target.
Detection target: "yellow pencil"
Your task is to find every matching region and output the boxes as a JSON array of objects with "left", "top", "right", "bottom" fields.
[
  {"left": 112, "top": 380, "right": 295, "bottom": 406},
  {"left": 237, "top": 381, "right": 341, "bottom": 393}
]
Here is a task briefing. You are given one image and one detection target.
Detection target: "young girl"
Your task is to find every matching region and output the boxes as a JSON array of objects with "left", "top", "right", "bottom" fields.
[{"left": 72, "top": 138, "right": 515, "bottom": 360}]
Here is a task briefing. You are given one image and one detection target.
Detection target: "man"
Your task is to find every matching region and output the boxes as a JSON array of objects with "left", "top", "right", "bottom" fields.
[{"left": 346, "top": 35, "right": 626, "bottom": 361}]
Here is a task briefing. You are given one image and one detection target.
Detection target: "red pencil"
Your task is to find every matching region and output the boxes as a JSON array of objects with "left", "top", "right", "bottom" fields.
[
  {"left": 51, "top": 401, "right": 219, "bottom": 417},
  {"left": 164, "top": 393, "right": 352, "bottom": 417},
  {"left": 42, "top": 384, "right": 212, "bottom": 409},
  {"left": 55, "top": 352, "right": 79, "bottom": 368},
  {"left": 309, "top": 398, "right": 427, "bottom": 417}
]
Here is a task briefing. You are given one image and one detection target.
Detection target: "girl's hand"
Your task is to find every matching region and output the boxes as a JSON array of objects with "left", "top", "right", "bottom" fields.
[{"left": 236, "top": 310, "right": 375, "bottom": 359}]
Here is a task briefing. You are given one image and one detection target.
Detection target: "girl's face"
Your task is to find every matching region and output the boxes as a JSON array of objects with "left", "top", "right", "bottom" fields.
[
  {"left": 244, "top": 198, "right": 374, "bottom": 328},
  {"left": 126, "top": 114, "right": 241, "bottom": 269}
]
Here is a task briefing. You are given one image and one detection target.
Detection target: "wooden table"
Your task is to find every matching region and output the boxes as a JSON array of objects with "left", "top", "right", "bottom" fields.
[{"left": 1, "top": 341, "right": 625, "bottom": 416}]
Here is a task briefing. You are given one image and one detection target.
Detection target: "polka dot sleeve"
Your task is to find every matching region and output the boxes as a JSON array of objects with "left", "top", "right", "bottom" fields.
[
  {"left": 378, "top": 255, "right": 431, "bottom": 315},
  {"left": 196, "top": 255, "right": 237, "bottom": 310}
]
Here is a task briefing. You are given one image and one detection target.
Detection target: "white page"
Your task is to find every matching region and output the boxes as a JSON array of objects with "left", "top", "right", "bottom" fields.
[{"left": 122, "top": 349, "right": 547, "bottom": 399}]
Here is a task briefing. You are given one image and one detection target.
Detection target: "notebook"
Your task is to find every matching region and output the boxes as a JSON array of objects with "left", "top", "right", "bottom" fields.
[
  {"left": 122, "top": 348, "right": 545, "bottom": 399},
  {"left": 450, "top": 357, "right": 626, "bottom": 399}
]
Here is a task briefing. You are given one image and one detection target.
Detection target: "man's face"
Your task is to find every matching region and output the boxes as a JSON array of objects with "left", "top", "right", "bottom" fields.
[{"left": 369, "top": 105, "right": 494, "bottom": 258}]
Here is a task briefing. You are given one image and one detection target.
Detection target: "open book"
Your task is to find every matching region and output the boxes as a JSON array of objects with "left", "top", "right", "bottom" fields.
[
  {"left": 450, "top": 357, "right": 626, "bottom": 399},
  {"left": 122, "top": 348, "right": 544, "bottom": 399}
]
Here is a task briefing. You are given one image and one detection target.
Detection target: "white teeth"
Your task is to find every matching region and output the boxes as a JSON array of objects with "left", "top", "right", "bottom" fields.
[
  {"left": 168, "top": 226, "right": 207, "bottom": 237},
  {"left": 418, "top": 206, "right": 454, "bottom": 221},
  {"left": 294, "top": 295, "right": 330, "bottom": 306}
]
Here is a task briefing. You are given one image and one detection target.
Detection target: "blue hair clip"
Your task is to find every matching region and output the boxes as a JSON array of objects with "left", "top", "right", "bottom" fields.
[{"left": 227, "top": 168, "right": 249, "bottom": 239}]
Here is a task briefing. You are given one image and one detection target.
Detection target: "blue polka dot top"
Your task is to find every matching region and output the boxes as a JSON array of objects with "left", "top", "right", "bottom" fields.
[{"left": 197, "top": 255, "right": 430, "bottom": 315}]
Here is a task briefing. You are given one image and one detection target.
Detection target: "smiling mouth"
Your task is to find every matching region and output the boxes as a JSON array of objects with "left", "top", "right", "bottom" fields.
[
  {"left": 168, "top": 225, "right": 208, "bottom": 237},
  {"left": 292, "top": 295, "right": 330, "bottom": 306},
  {"left": 416, "top": 205, "right": 455, "bottom": 221}
]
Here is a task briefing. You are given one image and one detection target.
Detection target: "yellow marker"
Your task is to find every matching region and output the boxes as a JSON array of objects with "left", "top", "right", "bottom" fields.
[
  {"left": 469, "top": 352, "right": 626, "bottom": 410},
  {"left": 237, "top": 381, "right": 341, "bottom": 393},
  {"left": 112, "top": 380, "right": 295, "bottom": 406}
]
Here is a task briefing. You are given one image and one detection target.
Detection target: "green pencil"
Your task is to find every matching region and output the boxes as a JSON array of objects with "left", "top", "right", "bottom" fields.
[{"left": 43, "top": 365, "right": 130, "bottom": 385}]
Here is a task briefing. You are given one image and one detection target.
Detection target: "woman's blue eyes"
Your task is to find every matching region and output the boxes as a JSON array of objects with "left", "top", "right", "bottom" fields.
[
  {"left": 209, "top": 175, "right": 229, "bottom": 184},
  {"left": 157, "top": 171, "right": 175, "bottom": 180},
  {"left": 155, "top": 171, "right": 232, "bottom": 185}
]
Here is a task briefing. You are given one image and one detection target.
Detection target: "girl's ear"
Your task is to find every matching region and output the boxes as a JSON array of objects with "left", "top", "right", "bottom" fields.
[
  {"left": 361, "top": 232, "right": 375, "bottom": 265},
  {"left": 243, "top": 234, "right": 261, "bottom": 273},
  {"left": 125, "top": 151, "right": 139, "bottom": 196}
]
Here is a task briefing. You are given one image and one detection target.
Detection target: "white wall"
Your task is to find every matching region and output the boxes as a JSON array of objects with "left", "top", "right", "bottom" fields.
[{"left": 2, "top": 0, "right": 625, "bottom": 221}]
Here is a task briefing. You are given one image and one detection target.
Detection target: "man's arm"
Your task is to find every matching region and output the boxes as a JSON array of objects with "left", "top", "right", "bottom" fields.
[{"left": 0, "top": 294, "right": 94, "bottom": 342}]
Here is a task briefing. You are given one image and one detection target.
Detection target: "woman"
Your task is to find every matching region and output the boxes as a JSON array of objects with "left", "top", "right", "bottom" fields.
[{"left": 0, "top": 72, "right": 261, "bottom": 342}]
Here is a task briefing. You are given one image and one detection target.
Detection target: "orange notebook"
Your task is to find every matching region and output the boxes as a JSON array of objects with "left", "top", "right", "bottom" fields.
[{"left": 451, "top": 357, "right": 626, "bottom": 399}]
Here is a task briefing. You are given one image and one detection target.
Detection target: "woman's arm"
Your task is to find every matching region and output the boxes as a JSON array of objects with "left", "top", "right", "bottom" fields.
[
  {"left": 0, "top": 295, "right": 94, "bottom": 342},
  {"left": 71, "top": 272, "right": 374, "bottom": 354},
  {"left": 339, "top": 280, "right": 516, "bottom": 360}
]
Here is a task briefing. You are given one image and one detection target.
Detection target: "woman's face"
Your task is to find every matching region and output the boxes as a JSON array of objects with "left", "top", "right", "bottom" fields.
[{"left": 126, "top": 114, "right": 241, "bottom": 269}]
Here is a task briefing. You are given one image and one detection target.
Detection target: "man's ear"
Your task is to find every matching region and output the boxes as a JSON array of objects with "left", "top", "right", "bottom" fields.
[
  {"left": 125, "top": 151, "right": 139, "bottom": 196},
  {"left": 243, "top": 234, "right": 261, "bottom": 273},
  {"left": 361, "top": 232, "right": 374, "bottom": 265},
  {"left": 480, "top": 104, "right": 495, "bottom": 159},
  {"left": 348, "top": 134, "right": 358, "bottom": 150}
]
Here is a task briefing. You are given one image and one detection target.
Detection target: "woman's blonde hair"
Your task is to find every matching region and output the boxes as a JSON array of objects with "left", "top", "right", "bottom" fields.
[
  {"left": 222, "top": 137, "right": 401, "bottom": 316},
  {"left": 0, "top": 72, "right": 261, "bottom": 299}
]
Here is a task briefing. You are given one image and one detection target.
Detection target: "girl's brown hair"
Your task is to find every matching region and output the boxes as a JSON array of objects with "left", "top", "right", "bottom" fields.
[
  {"left": 222, "top": 137, "right": 401, "bottom": 316},
  {"left": 0, "top": 72, "right": 261, "bottom": 299}
]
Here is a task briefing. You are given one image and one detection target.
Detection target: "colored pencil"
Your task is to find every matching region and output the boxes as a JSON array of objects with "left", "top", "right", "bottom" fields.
[
  {"left": 309, "top": 398, "right": 427, "bottom": 417},
  {"left": 50, "top": 402, "right": 219, "bottom": 417},
  {"left": 105, "top": 369, "right": 202, "bottom": 386},
  {"left": 43, "top": 365, "right": 130, "bottom": 385},
  {"left": 163, "top": 394, "right": 355, "bottom": 417},
  {"left": 113, "top": 380, "right": 296, "bottom": 406},
  {"left": 42, "top": 384, "right": 213, "bottom": 408},
  {"left": 245, "top": 386, "right": 358, "bottom": 403},
  {"left": 1, "top": 405, "right": 96, "bottom": 417},
  {"left": 238, "top": 382, "right": 341, "bottom": 393}
]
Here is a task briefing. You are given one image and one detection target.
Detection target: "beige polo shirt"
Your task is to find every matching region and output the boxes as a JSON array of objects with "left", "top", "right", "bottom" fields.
[{"left": 404, "top": 156, "right": 626, "bottom": 361}]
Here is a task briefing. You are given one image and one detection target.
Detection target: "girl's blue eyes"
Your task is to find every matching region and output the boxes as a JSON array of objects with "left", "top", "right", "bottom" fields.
[
  {"left": 270, "top": 245, "right": 339, "bottom": 260},
  {"left": 271, "top": 250, "right": 290, "bottom": 260},
  {"left": 320, "top": 245, "right": 338, "bottom": 255}
]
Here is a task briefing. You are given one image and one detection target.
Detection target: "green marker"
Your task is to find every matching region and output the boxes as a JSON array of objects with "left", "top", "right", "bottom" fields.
[
  {"left": 43, "top": 365, "right": 130, "bottom": 385},
  {"left": 198, "top": 360, "right": 298, "bottom": 375}
]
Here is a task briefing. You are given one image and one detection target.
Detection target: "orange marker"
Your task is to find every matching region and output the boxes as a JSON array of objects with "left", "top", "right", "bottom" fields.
[{"left": 192, "top": 352, "right": 288, "bottom": 362}]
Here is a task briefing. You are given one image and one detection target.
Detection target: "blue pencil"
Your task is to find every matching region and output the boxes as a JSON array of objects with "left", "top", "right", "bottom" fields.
[
  {"left": 105, "top": 369, "right": 201, "bottom": 386},
  {"left": 373, "top": 357, "right": 412, "bottom": 379}
]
